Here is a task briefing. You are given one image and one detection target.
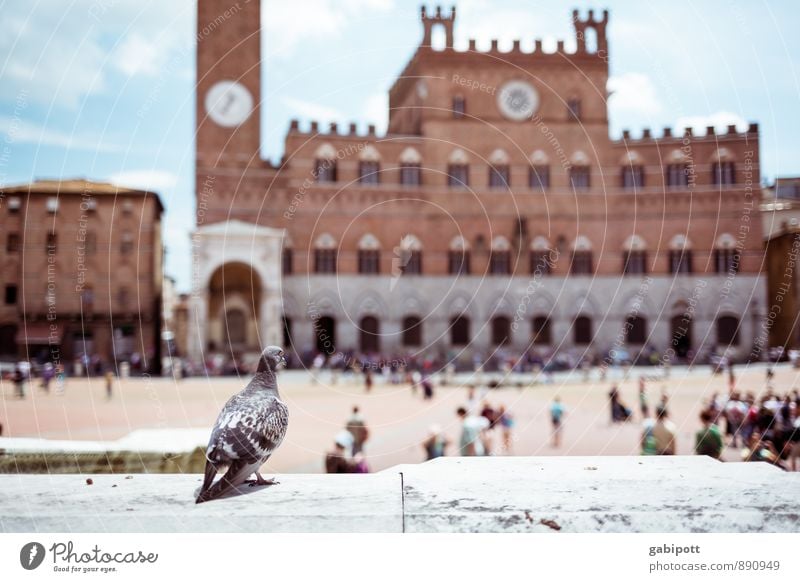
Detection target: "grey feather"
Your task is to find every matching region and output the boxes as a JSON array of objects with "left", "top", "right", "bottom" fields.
[{"left": 196, "top": 346, "right": 289, "bottom": 503}]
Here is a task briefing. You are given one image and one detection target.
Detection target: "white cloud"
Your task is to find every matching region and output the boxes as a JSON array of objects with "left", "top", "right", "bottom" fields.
[
  {"left": 0, "top": 115, "right": 124, "bottom": 152},
  {"left": 363, "top": 93, "right": 388, "bottom": 133},
  {"left": 607, "top": 73, "right": 664, "bottom": 117},
  {"left": 112, "top": 34, "right": 164, "bottom": 77},
  {"left": 109, "top": 170, "right": 178, "bottom": 192},
  {"left": 263, "top": 0, "right": 395, "bottom": 57},
  {"left": 674, "top": 111, "right": 749, "bottom": 134},
  {"left": 282, "top": 96, "right": 343, "bottom": 124}
]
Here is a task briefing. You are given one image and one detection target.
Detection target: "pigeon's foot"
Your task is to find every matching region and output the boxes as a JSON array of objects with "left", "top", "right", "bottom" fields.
[{"left": 245, "top": 474, "right": 279, "bottom": 487}]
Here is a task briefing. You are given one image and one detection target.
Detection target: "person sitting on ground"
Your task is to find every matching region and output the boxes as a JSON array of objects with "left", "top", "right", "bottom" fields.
[{"left": 325, "top": 432, "right": 364, "bottom": 473}]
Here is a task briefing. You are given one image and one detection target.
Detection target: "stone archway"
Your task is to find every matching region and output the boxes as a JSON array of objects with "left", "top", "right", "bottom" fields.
[{"left": 208, "top": 262, "right": 262, "bottom": 354}]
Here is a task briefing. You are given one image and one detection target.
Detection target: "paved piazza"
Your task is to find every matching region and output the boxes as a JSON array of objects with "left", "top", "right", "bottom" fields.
[{"left": 2, "top": 363, "right": 795, "bottom": 473}]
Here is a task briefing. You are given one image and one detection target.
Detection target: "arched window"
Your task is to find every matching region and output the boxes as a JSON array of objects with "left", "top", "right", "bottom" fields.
[
  {"left": 570, "top": 236, "right": 593, "bottom": 275},
  {"left": 402, "top": 315, "right": 422, "bottom": 347},
  {"left": 711, "top": 148, "right": 736, "bottom": 186},
  {"left": 120, "top": 232, "right": 134, "bottom": 254},
  {"left": 452, "top": 95, "right": 466, "bottom": 118},
  {"left": 621, "top": 151, "right": 645, "bottom": 190},
  {"left": 282, "top": 247, "right": 293, "bottom": 275},
  {"left": 399, "top": 147, "right": 422, "bottom": 186},
  {"left": 85, "top": 231, "right": 97, "bottom": 255},
  {"left": 447, "top": 149, "right": 470, "bottom": 187},
  {"left": 491, "top": 316, "right": 511, "bottom": 346},
  {"left": 314, "top": 143, "right": 337, "bottom": 183},
  {"left": 532, "top": 316, "right": 552, "bottom": 345},
  {"left": 397, "top": 234, "right": 422, "bottom": 275},
  {"left": 529, "top": 150, "right": 550, "bottom": 190},
  {"left": 450, "top": 315, "right": 470, "bottom": 346},
  {"left": 448, "top": 236, "right": 470, "bottom": 275},
  {"left": 622, "top": 235, "right": 647, "bottom": 275},
  {"left": 6, "top": 232, "right": 20, "bottom": 253},
  {"left": 668, "top": 235, "right": 693, "bottom": 274},
  {"left": 530, "top": 236, "right": 553, "bottom": 275},
  {"left": 574, "top": 315, "right": 592, "bottom": 345},
  {"left": 360, "top": 315, "right": 380, "bottom": 353},
  {"left": 45, "top": 231, "right": 57, "bottom": 253},
  {"left": 665, "top": 150, "right": 690, "bottom": 188},
  {"left": 357, "top": 234, "right": 381, "bottom": 274},
  {"left": 717, "top": 315, "right": 740, "bottom": 346},
  {"left": 567, "top": 97, "right": 582, "bottom": 121},
  {"left": 569, "top": 151, "right": 591, "bottom": 190},
  {"left": 489, "top": 236, "right": 511, "bottom": 275},
  {"left": 488, "top": 149, "right": 510, "bottom": 188},
  {"left": 358, "top": 145, "right": 381, "bottom": 185},
  {"left": 714, "top": 234, "right": 739, "bottom": 274},
  {"left": 625, "top": 315, "right": 647, "bottom": 344},
  {"left": 314, "top": 233, "right": 337, "bottom": 274}
]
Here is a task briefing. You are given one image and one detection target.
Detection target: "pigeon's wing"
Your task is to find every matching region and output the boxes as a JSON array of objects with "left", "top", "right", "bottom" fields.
[{"left": 207, "top": 396, "right": 289, "bottom": 465}]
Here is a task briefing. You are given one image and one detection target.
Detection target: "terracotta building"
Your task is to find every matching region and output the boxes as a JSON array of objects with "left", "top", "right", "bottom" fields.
[
  {"left": 190, "top": 2, "right": 764, "bottom": 366},
  {"left": 0, "top": 180, "right": 163, "bottom": 373}
]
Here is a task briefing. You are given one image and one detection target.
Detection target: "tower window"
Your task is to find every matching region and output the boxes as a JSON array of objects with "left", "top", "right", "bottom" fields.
[
  {"left": 529, "top": 165, "right": 550, "bottom": 189},
  {"left": 448, "top": 164, "right": 469, "bottom": 187},
  {"left": 314, "top": 249, "right": 337, "bottom": 273},
  {"left": 358, "top": 249, "right": 380, "bottom": 274},
  {"left": 623, "top": 250, "right": 647, "bottom": 275},
  {"left": 567, "top": 98, "right": 582, "bottom": 121},
  {"left": 489, "top": 165, "right": 510, "bottom": 188},
  {"left": 315, "top": 159, "right": 337, "bottom": 183},
  {"left": 4, "top": 285, "right": 17, "bottom": 305},
  {"left": 669, "top": 250, "right": 693, "bottom": 274},
  {"left": 666, "top": 163, "right": 689, "bottom": 188},
  {"left": 569, "top": 166, "right": 590, "bottom": 190},
  {"left": 448, "top": 250, "right": 470, "bottom": 275},
  {"left": 400, "top": 163, "right": 421, "bottom": 186},
  {"left": 452, "top": 96, "right": 466, "bottom": 118},
  {"left": 712, "top": 161, "right": 735, "bottom": 186},
  {"left": 282, "top": 248, "right": 293, "bottom": 275},
  {"left": 358, "top": 161, "right": 380, "bottom": 185},
  {"left": 571, "top": 250, "right": 593, "bottom": 274},
  {"left": 622, "top": 166, "right": 645, "bottom": 190},
  {"left": 6, "top": 233, "right": 20, "bottom": 253},
  {"left": 45, "top": 232, "right": 57, "bottom": 254}
]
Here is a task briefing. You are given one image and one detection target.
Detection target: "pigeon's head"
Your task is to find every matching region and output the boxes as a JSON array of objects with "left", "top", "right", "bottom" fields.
[{"left": 258, "top": 345, "right": 287, "bottom": 373}]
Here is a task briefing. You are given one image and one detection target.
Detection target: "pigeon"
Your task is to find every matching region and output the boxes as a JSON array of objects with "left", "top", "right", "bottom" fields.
[{"left": 195, "top": 346, "right": 289, "bottom": 504}]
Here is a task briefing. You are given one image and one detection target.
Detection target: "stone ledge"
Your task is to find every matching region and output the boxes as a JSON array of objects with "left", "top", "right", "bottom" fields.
[{"left": 1, "top": 457, "right": 797, "bottom": 533}]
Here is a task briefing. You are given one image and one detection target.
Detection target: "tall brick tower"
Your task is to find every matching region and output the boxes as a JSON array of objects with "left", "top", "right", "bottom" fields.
[
  {"left": 190, "top": 0, "right": 286, "bottom": 363},
  {"left": 196, "top": 0, "right": 262, "bottom": 171}
]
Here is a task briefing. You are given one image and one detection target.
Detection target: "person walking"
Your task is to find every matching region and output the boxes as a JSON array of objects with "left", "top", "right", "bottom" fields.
[
  {"left": 456, "top": 407, "right": 489, "bottom": 456},
  {"left": 638, "top": 378, "right": 649, "bottom": 419},
  {"left": 652, "top": 405, "right": 677, "bottom": 455},
  {"left": 550, "top": 397, "right": 565, "bottom": 448},
  {"left": 104, "top": 370, "right": 114, "bottom": 400},
  {"left": 497, "top": 405, "right": 514, "bottom": 454},
  {"left": 345, "top": 406, "right": 369, "bottom": 455},
  {"left": 695, "top": 409, "right": 724, "bottom": 459}
]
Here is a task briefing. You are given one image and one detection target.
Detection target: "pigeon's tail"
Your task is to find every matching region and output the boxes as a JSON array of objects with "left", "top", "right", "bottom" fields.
[
  {"left": 195, "top": 460, "right": 253, "bottom": 504},
  {"left": 195, "top": 460, "right": 218, "bottom": 502}
]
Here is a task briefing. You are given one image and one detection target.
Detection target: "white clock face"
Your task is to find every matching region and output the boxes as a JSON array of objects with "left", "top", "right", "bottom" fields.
[
  {"left": 497, "top": 80, "right": 539, "bottom": 121},
  {"left": 205, "top": 80, "right": 253, "bottom": 127}
]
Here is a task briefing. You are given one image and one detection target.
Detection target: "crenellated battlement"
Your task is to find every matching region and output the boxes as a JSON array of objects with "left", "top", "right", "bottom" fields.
[
  {"left": 288, "top": 118, "right": 378, "bottom": 138},
  {"left": 573, "top": 8, "right": 609, "bottom": 54},
  {"left": 615, "top": 122, "right": 759, "bottom": 143},
  {"left": 421, "top": 5, "right": 456, "bottom": 49}
]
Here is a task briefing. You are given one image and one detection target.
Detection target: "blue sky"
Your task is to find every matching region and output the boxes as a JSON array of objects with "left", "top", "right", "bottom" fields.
[{"left": 1, "top": 0, "right": 799, "bottom": 292}]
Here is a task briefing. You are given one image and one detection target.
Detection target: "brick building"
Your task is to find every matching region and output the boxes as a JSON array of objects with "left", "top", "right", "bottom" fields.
[
  {"left": 190, "top": 2, "right": 764, "bottom": 366},
  {"left": 0, "top": 180, "right": 163, "bottom": 373}
]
